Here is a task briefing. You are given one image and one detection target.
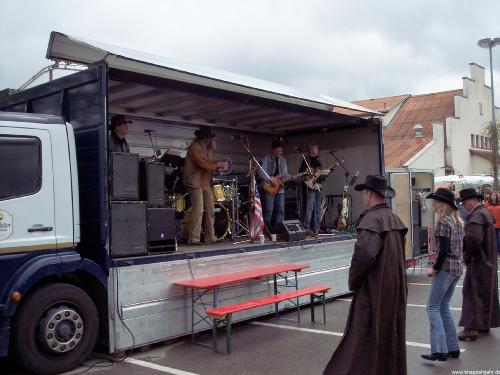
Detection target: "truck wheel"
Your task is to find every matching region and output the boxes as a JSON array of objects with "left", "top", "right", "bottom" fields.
[{"left": 11, "top": 283, "right": 99, "bottom": 375}]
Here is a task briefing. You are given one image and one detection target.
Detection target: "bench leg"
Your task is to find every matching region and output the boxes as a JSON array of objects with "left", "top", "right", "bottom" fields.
[
  {"left": 322, "top": 292, "right": 326, "bottom": 324},
  {"left": 226, "top": 314, "right": 232, "bottom": 354},
  {"left": 310, "top": 294, "right": 315, "bottom": 322},
  {"left": 295, "top": 271, "right": 300, "bottom": 324},
  {"left": 213, "top": 318, "right": 218, "bottom": 352},
  {"left": 273, "top": 274, "right": 279, "bottom": 319},
  {"left": 191, "top": 288, "right": 195, "bottom": 344}
]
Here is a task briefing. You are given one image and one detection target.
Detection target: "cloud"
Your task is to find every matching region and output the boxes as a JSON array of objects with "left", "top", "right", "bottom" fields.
[{"left": 1, "top": 0, "right": 499, "bottom": 102}]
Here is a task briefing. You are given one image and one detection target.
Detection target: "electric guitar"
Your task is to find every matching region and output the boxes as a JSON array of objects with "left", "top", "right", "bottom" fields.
[
  {"left": 303, "top": 160, "right": 343, "bottom": 190},
  {"left": 260, "top": 172, "right": 306, "bottom": 196}
]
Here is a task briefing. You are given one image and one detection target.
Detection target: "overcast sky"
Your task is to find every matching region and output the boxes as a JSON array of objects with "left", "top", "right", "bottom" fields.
[{"left": 1, "top": 0, "right": 500, "bottom": 103}]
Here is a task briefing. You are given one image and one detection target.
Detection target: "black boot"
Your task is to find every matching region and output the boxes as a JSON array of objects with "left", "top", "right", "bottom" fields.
[
  {"left": 448, "top": 350, "right": 460, "bottom": 358},
  {"left": 421, "top": 353, "right": 448, "bottom": 361}
]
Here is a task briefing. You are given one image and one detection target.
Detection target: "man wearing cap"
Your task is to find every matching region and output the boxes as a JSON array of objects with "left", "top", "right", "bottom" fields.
[
  {"left": 109, "top": 114, "right": 132, "bottom": 153},
  {"left": 457, "top": 188, "right": 500, "bottom": 341},
  {"left": 324, "top": 175, "right": 408, "bottom": 375},
  {"left": 183, "top": 127, "right": 228, "bottom": 245}
]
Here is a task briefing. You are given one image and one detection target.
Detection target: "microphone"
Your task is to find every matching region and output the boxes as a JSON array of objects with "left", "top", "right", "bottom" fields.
[
  {"left": 231, "top": 135, "right": 245, "bottom": 140},
  {"left": 294, "top": 146, "right": 304, "bottom": 152},
  {"left": 349, "top": 170, "right": 360, "bottom": 186}
]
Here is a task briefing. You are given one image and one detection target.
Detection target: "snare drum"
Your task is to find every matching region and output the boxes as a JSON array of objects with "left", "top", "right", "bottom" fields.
[
  {"left": 167, "top": 193, "right": 186, "bottom": 212},
  {"left": 212, "top": 184, "right": 226, "bottom": 202}
]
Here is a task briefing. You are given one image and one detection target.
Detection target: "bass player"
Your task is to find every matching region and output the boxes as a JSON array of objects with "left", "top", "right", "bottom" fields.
[{"left": 299, "top": 144, "right": 340, "bottom": 237}]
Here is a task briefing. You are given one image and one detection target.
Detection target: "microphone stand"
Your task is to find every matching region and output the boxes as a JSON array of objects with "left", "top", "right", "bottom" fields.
[
  {"left": 145, "top": 129, "right": 159, "bottom": 160},
  {"left": 329, "top": 151, "right": 354, "bottom": 230},
  {"left": 238, "top": 138, "right": 272, "bottom": 238}
]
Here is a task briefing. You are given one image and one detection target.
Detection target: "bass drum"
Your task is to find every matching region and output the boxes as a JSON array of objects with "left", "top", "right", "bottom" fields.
[{"left": 182, "top": 203, "right": 230, "bottom": 241}]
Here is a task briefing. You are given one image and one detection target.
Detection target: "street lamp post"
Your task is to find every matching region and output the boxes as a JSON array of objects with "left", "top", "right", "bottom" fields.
[{"left": 478, "top": 37, "right": 500, "bottom": 189}]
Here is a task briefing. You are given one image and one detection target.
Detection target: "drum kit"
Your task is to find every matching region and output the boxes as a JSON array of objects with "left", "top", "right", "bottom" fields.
[{"left": 164, "top": 161, "right": 249, "bottom": 243}]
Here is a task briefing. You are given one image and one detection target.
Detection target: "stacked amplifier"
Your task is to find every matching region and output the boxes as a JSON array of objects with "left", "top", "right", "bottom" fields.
[{"left": 110, "top": 153, "right": 176, "bottom": 258}]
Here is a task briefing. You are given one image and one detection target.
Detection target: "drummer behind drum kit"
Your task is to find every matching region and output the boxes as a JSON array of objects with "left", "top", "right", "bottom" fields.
[{"left": 163, "top": 155, "right": 249, "bottom": 243}]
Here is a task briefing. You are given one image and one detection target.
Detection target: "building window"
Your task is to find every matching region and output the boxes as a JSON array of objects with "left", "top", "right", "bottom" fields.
[
  {"left": 479, "top": 102, "right": 483, "bottom": 115},
  {"left": 471, "top": 134, "right": 475, "bottom": 147},
  {"left": 481, "top": 136, "right": 485, "bottom": 149},
  {"left": 476, "top": 135, "right": 480, "bottom": 148}
]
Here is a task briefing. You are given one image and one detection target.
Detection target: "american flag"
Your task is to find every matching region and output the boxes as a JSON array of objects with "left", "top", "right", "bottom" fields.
[{"left": 249, "top": 179, "right": 265, "bottom": 240}]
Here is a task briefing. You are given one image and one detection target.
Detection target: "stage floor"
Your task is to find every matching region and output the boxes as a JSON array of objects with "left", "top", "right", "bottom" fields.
[{"left": 176, "top": 232, "right": 355, "bottom": 254}]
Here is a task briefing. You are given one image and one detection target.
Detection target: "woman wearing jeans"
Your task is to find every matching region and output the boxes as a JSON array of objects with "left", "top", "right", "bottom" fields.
[{"left": 422, "top": 188, "right": 464, "bottom": 362}]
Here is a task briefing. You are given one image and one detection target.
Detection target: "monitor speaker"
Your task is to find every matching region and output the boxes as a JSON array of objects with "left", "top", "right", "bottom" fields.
[
  {"left": 110, "top": 152, "right": 139, "bottom": 200},
  {"left": 280, "top": 219, "right": 307, "bottom": 242},
  {"left": 140, "top": 160, "right": 165, "bottom": 206},
  {"left": 110, "top": 202, "right": 148, "bottom": 257},
  {"left": 147, "top": 207, "right": 176, "bottom": 253}
]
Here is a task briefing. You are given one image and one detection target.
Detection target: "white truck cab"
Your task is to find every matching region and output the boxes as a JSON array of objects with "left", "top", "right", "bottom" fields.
[{"left": 0, "top": 112, "right": 80, "bottom": 253}]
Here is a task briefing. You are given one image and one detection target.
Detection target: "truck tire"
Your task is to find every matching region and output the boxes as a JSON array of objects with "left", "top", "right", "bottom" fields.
[{"left": 11, "top": 282, "right": 99, "bottom": 375}]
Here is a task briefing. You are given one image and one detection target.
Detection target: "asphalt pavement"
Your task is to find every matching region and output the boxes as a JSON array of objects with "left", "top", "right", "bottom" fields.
[{"left": 2, "top": 267, "right": 500, "bottom": 375}]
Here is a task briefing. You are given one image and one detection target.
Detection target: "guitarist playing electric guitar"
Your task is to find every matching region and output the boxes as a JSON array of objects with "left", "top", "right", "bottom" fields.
[
  {"left": 299, "top": 144, "right": 340, "bottom": 237},
  {"left": 257, "top": 140, "right": 298, "bottom": 232}
]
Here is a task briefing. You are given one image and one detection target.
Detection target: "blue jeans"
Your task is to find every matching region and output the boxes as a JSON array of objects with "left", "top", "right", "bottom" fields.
[
  {"left": 303, "top": 189, "right": 321, "bottom": 231},
  {"left": 263, "top": 191, "right": 284, "bottom": 230},
  {"left": 426, "top": 270, "right": 460, "bottom": 354}
]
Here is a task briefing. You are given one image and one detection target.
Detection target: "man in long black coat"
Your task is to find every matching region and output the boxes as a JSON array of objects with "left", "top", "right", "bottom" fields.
[
  {"left": 458, "top": 188, "right": 500, "bottom": 341},
  {"left": 324, "top": 175, "right": 408, "bottom": 375}
]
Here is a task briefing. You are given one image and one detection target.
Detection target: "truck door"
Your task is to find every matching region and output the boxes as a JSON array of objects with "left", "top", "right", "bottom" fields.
[
  {"left": 388, "top": 172, "right": 413, "bottom": 260},
  {"left": 0, "top": 127, "right": 56, "bottom": 253}
]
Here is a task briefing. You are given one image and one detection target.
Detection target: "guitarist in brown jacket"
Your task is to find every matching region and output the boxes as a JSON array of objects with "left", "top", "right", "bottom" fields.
[{"left": 257, "top": 140, "right": 293, "bottom": 232}]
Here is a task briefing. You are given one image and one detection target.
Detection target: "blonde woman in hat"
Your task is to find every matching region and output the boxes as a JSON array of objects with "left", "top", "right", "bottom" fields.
[{"left": 421, "top": 188, "right": 464, "bottom": 361}]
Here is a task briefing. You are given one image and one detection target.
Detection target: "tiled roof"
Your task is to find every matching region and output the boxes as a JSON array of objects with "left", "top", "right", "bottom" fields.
[
  {"left": 383, "top": 89, "right": 463, "bottom": 168},
  {"left": 332, "top": 94, "right": 408, "bottom": 117},
  {"left": 384, "top": 137, "right": 432, "bottom": 169},
  {"left": 353, "top": 94, "right": 409, "bottom": 113}
]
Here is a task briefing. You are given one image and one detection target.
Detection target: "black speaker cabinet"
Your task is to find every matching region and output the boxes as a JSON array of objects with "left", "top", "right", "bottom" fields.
[
  {"left": 110, "top": 152, "right": 139, "bottom": 200},
  {"left": 420, "top": 227, "right": 429, "bottom": 251},
  {"left": 110, "top": 202, "right": 148, "bottom": 257},
  {"left": 147, "top": 207, "right": 176, "bottom": 253},
  {"left": 140, "top": 160, "right": 165, "bottom": 206},
  {"left": 280, "top": 219, "right": 307, "bottom": 242},
  {"left": 412, "top": 226, "right": 421, "bottom": 258}
]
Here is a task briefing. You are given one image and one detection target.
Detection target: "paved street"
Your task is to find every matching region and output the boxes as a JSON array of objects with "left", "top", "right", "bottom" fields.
[{"left": 2, "top": 267, "right": 499, "bottom": 375}]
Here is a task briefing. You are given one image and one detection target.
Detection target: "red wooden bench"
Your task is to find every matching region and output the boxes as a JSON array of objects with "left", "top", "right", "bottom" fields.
[
  {"left": 206, "top": 284, "right": 331, "bottom": 353},
  {"left": 174, "top": 263, "right": 310, "bottom": 350}
]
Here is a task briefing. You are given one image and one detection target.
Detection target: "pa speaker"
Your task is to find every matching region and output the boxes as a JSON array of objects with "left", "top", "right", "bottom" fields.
[
  {"left": 140, "top": 160, "right": 165, "bottom": 206},
  {"left": 280, "top": 219, "right": 307, "bottom": 242},
  {"left": 110, "top": 202, "right": 148, "bottom": 257},
  {"left": 147, "top": 207, "right": 176, "bottom": 253},
  {"left": 110, "top": 152, "right": 139, "bottom": 200}
]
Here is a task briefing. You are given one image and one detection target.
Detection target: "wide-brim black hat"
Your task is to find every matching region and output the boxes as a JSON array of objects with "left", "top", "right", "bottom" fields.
[
  {"left": 426, "top": 188, "right": 458, "bottom": 209},
  {"left": 109, "top": 114, "right": 132, "bottom": 130},
  {"left": 459, "top": 188, "right": 484, "bottom": 202},
  {"left": 194, "top": 127, "right": 216, "bottom": 139},
  {"left": 354, "top": 174, "right": 396, "bottom": 198}
]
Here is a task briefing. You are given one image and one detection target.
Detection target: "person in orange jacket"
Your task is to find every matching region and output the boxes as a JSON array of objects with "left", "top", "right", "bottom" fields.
[{"left": 484, "top": 191, "right": 500, "bottom": 255}]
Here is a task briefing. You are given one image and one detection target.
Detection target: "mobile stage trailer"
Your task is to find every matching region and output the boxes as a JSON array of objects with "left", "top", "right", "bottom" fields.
[{"left": 0, "top": 31, "right": 382, "bottom": 373}]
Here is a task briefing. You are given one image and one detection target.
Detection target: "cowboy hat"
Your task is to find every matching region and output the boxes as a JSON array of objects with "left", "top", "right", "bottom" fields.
[
  {"left": 354, "top": 174, "right": 396, "bottom": 198},
  {"left": 426, "top": 188, "right": 458, "bottom": 209}
]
